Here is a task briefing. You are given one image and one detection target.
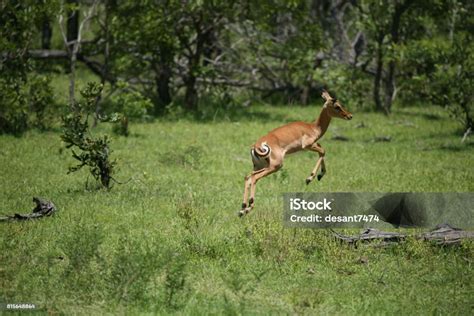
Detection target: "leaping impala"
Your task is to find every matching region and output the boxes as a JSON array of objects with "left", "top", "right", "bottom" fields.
[{"left": 239, "top": 90, "right": 353, "bottom": 217}]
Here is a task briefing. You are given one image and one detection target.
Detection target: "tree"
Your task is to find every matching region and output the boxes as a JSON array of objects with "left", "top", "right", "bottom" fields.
[
  {"left": 214, "top": 0, "right": 324, "bottom": 104},
  {"left": 0, "top": 0, "right": 57, "bottom": 134},
  {"left": 109, "top": 1, "right": 177, "bottom": 112},
  {"left": 58, "top": 0, "right": 99, "bottom": 106},
  {"left": 109, "top": 0, "right": 238, "bottom": 112},
  {"left": 355, "top": 0, "right": 414, "bottom": 114}
]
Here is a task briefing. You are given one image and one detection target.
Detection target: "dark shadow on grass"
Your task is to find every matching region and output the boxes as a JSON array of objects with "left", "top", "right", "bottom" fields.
[
  {"left": 438, "top": 142, "right": 474, "bottom": 152},
  {"left": 417, "top": 126, "right": 471, "bottom": 140},
  {"left": 119, "top": 132, "right": 147, "bottom": 139},
  {"left": 160, "top": 105, "right": 299, "bottom": 124},
  {"left": 396, "top": 108, "right": 443, "bottom": 121},
  {"left": 421, "top": 113, "right": 442, "bottom": 121},
  {"left": 223, "top": 108, "right": 293, "bottom": 123},
  {"left": 33, "top": 125, "right": 64, "bottom": 134},
  {"left": 205, "top": 109, "right": 292, "bottom": 123},
  {"left": 419, "top": 141, "right": 474, "bottom": 152}
]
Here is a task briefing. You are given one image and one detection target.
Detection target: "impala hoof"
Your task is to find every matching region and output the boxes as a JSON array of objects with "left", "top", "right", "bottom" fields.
[
  {"left": 317, "top": 174, "right": 323, "bottom": 181},
  {"left": 305, "top": 178, "right": 312, "bottom": 185},
  {"left": 238, "top": 210, "right": 245, "bottom": 217}
]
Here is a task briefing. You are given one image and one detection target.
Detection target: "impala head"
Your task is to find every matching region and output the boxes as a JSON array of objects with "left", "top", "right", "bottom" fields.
[{"left": 321, "top": 90, "right": 353, "bottom": 120}]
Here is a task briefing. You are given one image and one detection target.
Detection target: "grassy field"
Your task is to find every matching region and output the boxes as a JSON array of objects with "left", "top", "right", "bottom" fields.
[{"left": 1, "top": 102, "right": 473, "bottom": 314}]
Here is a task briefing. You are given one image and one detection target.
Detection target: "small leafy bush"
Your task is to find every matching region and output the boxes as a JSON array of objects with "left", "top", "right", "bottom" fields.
[
  {"left": 159, "top": 145, "right": 203, "bottom": 168},
  {"left": 105, "top": 80, "right": 153, "bottom": 136},
  {"left": 162, "top": 254, "right": 190, "bottom": 311},
  {"left": 112, "top": 113, "right": 129, "bottom": 136},
  {"left": 60, "top": 221, "right": 104, "bottom": 276},
  {"left": 316, "top": 61, "right": 372, "bottom": 111},
  {"left": 61, "top": 82, "right": 118, "bottom": 189},
  {"left": 108, "top": 235, "right": 163, "bottom": 304},
  {"left": 57, "top": 220, "right": 106, "bottom": 299}
]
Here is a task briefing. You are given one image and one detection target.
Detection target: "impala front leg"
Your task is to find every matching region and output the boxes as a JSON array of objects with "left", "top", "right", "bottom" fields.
[{"left": 305, "top": 143, "right": 326, "bottom": 185}]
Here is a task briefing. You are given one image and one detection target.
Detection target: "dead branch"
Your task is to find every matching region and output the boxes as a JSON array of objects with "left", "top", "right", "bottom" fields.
[
  {"left": 58, "top": 0, "right": 99, "bottom": 105},
  {"left": 0, "top": 197, "right": 57, "bottom": 222},
  {"left": 332, "top": 223, "right": 474, "bottom": 246}
]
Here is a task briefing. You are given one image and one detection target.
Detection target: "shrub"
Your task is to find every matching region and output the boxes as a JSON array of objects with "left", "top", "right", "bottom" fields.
[
  {"left": 0, "top": 74, "right": 55, "bottom": 135},
  {"left": 316, "top": 61, "right": 373, "bottom": 111},
  {"left": 28, "top": 74, "right": 55, "bottom": 130},
  {"left": 104, "top": 81, "right": 153, "bottom": 136},
  {"left": 397, "top": 34, "right": 473, "bottom": 135},
  {"left": 61, "top": 82, "right": 118, "bottom": 189},
  {"left": 107, "top": 235, "right": 163, "bottom": 305},
  {"left": 161, "top": 254, "right": 190, "bottom": 311}
]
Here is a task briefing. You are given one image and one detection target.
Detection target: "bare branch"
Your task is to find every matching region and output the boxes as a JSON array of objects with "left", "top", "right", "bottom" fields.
[{"left": 58, "top": 0, "right": 99, "bottom": 106}]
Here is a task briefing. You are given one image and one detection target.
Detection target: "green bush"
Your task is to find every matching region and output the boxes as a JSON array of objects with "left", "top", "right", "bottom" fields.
[
  {"left": 0, "top": 74, "right": 55, "bottom": 135},
  {"left": 100, "top": 81, "right": 153, "bottom": 136},
  {"left": 28, "top": 74, "right": 55, "bottom": 130},
  {"left": 316, "top": 61, "right": 373, "bottom": 111},
  {"left": 107, "top": 235, "right": 163, "bottom": 305},
  {"left": 161, "top": 254, "right": 190, "bottom": 311},
  {"left": 61, "top": 82, "right": 118, "bottom": 189},
  {"left": 397, "top": 34, "right": 473, "bottom": 133}
]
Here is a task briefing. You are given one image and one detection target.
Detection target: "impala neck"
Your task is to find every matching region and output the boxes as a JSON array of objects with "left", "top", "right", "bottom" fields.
[{"left": 315, "top": 106, "right": 332, "bottom": 137}]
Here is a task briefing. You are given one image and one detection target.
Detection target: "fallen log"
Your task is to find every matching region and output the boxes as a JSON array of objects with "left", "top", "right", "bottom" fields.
[
  {"left": 0, "top": 197, "right": 57, "bottom": 222},
  {"left": 332, "top": 223, "right": 474, "bottom": 246},
  {"left": 419, "top": 223, "right": 474, "bottom": 245},
  {"left": 331, "top": 228, "right": 405, "bottom": 245}
]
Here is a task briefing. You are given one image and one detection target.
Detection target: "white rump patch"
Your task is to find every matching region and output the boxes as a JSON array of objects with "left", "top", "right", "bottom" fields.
[
  {"left": 260, "top": 142, "right": 270, "bottom": 155},
  {"left": 251, "top": 142, "right": 271, "bottom": 170}
]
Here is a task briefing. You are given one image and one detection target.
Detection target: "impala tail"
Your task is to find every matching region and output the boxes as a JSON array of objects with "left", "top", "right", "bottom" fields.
[
  {"left": 252, "top": 142, "right": 270, "bottom": 158},
  {"left": 251, "top": 141, "right": 271, "bottom": 169}
]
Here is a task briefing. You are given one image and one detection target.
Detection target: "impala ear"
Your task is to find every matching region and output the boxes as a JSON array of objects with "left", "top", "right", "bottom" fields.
[{"left": 321, "top": 90, "right": 334, "bottom": 101}]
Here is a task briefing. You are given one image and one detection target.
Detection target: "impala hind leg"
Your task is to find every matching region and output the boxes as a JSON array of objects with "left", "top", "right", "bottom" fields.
[
  {"left": 242, "top": 164, "right": 282, "bottom": 215},
  {"left": 305, "top": 143, "right": 326, "bottom": 184},
  {"left": 240, "top": 168, "right": 266, "bottom": 217},
  {"left": 317, "top": 159, "right": 326, "bottom": 181}
]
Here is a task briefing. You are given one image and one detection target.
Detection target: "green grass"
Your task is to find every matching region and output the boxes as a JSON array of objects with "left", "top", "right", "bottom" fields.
[{"left": 1, "top": 104, "right": 473, "bottom": 315}]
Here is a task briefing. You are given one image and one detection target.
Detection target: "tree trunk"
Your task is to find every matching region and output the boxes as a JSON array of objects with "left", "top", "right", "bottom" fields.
[
  {"left": 66, "top": 0, "right": 79, "bottom": 106},
  {"left": 41, "top": 19, "right": 52, "bottom": 49},
  {"left": 66, "top": 0, "right": 79, "bottom": 51},
  {"left": 461, "top": 101, "right": 473, "bottom": 133},
  {"left": 60, "top": 0, "right": 97, "bottom": 107},
  {"left": 383, "top": 0, "right": 413, "bottom": 113},
  {"left": 151, "top": 41, "right": 174, "bottom": 112},
  {"left": 94, "top": 1, "right": 111, "bottom": 127},
  {"left": 202, "top": 29, "right": 219, "bottom": 67},
  {"left": 301, "top": 52, "right": 324, "bottom": 105},
  {"left": 384, "top": 62, "right": 395, "bottom": 114},
  {"left": 184, "top": 76, "right": 198, "bottom": 111},
  {"left": 373, "top": 33, "right": 385, "bottom": 114},
  {"left": 69, "top": 53, "right": 77, "bottom": 107},
  {"left": 184, "top": 28, "right": 206, "bottom": 111},
  {"left": 156, "top": 63, "right": 172, "bottom": 109}
]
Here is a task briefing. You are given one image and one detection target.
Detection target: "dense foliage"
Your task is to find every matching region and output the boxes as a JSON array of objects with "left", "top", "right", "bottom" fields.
[{"left": 0, "top": 0, "right": 472, "bottom": 134}]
